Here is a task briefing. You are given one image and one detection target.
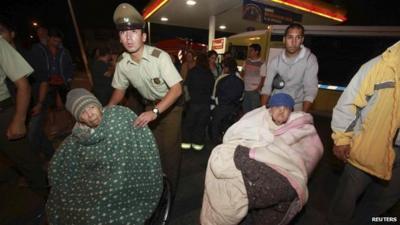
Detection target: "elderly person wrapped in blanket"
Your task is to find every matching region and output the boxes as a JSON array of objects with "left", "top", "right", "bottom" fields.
[
  {"left": 46, "top": 88, "right": 163, "bottom": 225},
  {"left": 201, "top": 93, "right": 323, "bottom": 225}
]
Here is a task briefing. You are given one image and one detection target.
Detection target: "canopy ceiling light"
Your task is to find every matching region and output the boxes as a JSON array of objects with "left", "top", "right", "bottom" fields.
[{"left": 186, "top": 0, "right": 197, "bottom": 6}]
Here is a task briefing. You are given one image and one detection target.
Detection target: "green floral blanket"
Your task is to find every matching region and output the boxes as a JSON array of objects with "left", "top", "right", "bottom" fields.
[{"left": 46, "top": 106, "right": 163, "bottom": 225}]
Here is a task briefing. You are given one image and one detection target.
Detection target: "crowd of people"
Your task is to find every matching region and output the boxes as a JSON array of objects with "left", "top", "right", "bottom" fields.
[{"left": 1, "top": 2, "right": 400, "bottom": 225}]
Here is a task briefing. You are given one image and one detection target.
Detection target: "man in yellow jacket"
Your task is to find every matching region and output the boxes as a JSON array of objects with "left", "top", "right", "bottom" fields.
[{"left": 328, "top": 41, "right": 400, "bottom": 225}]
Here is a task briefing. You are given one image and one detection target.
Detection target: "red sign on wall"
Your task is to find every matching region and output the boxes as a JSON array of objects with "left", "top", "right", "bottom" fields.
[{"left": 212, "top": 38, "right": 227, "bottom": 54}]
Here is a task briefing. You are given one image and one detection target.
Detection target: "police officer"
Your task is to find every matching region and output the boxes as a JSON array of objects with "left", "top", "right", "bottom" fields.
[
  {"left": 0, "top": 34, "right": 47, "bottom": 195},
  {"left": 109, "top": 3, "right": 183, "bottom": 199}
]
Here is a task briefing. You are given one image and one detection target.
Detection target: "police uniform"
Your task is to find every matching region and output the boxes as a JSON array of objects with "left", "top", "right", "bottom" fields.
[
  {"left": 0, "top": 37, "right": 47, "bottom": 190},
  {"left": 112, "top": 45, "right": 182, "bottom": 100},
  {"left": 113, "top": 3, "right": 183, "bottom": 197}
]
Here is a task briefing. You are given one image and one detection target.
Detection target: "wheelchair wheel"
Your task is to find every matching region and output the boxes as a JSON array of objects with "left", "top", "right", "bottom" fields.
[{"left": 146, "top": 175, "right": 172, "bottom": 225}]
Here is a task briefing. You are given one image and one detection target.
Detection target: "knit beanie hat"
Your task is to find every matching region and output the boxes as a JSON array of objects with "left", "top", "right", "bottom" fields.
[
  {"left": 66, "top": 88, "right": 102, "bottom": 120},
  {"left": 267, "top": 93, "right": 295, "bottom": 109}
]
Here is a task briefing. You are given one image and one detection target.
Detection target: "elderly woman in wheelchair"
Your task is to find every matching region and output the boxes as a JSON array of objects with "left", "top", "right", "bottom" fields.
[
  {"left": 201, "top": 93, "right": 323, "bottom": 225},
  {"left": 46, "top": 88, "right": 165, "bottom": 225}
]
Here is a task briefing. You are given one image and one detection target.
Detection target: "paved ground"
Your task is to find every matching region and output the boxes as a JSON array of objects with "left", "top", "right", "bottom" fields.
[{"left": 1, "top": 88, "right": 399, "bottom": 225}]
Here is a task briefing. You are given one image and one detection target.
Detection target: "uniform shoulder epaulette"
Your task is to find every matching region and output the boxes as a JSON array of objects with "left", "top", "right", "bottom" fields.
[{"left": 151, "top": 49, "right": 162, "bottom": 58}]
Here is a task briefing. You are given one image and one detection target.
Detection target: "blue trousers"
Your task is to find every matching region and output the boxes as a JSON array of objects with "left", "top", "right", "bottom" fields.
[
  {"left": 327, "top": 147, "right": 400, "bottom": 225},
  {"left": 28, "top": 110, "right": 54, "bottom": 160}
]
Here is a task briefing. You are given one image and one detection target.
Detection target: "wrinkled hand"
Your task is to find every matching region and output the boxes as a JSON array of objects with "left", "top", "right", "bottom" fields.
[
  {"left": 31, "top": 103, "right": 42, "bottom": 116},
  {"left": 6, "top": 120, "right": 27, "bottom": 140},
  {"left": 333, "top": 144, "right": 351, "bottom": 162},
  {"left": 133, "top": 111, "right": 157, "bottom": 128}
]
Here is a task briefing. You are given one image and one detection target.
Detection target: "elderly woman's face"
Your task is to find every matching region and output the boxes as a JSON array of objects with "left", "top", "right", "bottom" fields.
[
  {"left": 79, "top": 104, "right": 103, "bottom": 128},
  {"left": 270, "top": 106, "right": 291, "bottom": 125}
]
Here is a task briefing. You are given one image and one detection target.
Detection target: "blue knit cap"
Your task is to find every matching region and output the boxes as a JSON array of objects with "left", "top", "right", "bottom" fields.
[{"left": 267, "top": 93, "right": 295, "bottom": 109}]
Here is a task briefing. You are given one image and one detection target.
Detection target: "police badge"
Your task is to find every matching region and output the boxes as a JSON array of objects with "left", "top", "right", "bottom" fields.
[{"left": 153, "top": 78, "right": 161, "bottom": 84}]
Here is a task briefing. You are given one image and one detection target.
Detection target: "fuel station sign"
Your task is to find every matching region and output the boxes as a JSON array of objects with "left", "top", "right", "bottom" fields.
[{"left": 211, "top": 38, "right": 227, "bottom": 54}]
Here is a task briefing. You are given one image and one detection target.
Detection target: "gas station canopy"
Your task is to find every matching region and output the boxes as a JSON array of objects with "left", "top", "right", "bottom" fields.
[{"left": 143, "top": 0, "right": 347, "bottom": 34}]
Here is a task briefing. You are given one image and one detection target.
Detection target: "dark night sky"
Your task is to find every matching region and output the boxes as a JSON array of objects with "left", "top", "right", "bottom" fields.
[
  {"left": 1, "top": 0, "right": 150, "bottom": 54},
  {"left": 3, "top": 0, "right": 400, "bottom": 31},
  {"left": 1, "top": 0, "right": 150, "bottom": 28}
]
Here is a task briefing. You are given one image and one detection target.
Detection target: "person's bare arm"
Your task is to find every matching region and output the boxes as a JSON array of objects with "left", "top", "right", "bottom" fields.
[
  {"left": 303, "top": 101, "right": 312, "bottom": 113},
  {"left": 7, "top": 77, "right": 31, "bottom": 140},
  {"left": 333, "top": 144, "right": 351, "bottom": 162},
  {"left": 260, "top": 94, "right": 270, "bottom": 107},
  {"left": 155, "top": 82, "right": 182, "bottom": 113},
  {"left": 257, "top": 77, "right": 266, "bottom": 91},
  {"left": 107, "top": 89, "right": 126, "bottom": 106},
  {"left": 134, "top": 82, "right": 182, "bottom": 127}
]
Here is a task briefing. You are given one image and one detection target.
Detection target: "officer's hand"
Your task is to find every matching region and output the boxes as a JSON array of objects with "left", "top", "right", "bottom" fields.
[
  {"left": 333, "top": 144, "right": 351, "bottom": 162},
  {"left": 133, "top": 111, "right": 157, "bottom": 128},
  {"left": 6, "top": 119, "right": 27, "bottom": 140}
]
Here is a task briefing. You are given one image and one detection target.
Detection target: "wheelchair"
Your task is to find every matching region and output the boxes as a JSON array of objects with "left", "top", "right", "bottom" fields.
[
  {"left": 146, "top": 174, "right": 172, "bottom": 225},
  {"left": 32, "top": 174, "right": 172, "bottom": 225}
]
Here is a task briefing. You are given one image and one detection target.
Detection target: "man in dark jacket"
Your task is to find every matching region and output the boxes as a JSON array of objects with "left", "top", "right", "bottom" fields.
[
  {"left": 30, "top": 28, "right": 73, "bottom": 107},
  {"left": 210, "top": 57, "right": 244, "bottom": 144},
  {"left": 90, "top": 47, "right": 113, "bottom": 105}
]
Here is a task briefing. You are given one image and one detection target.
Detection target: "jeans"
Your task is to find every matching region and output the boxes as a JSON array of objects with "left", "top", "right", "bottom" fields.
[
  {"left": 327, "top": 147, "right": 400, "bottom": 225},
  {"left": 48, "top": 84, "right": 70, "bottom": 108},
  {"left": 28, "top": 110, "right": 54, "bottom": 160}
]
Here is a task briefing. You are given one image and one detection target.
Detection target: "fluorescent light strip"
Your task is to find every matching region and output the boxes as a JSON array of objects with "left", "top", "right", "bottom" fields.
[
  {"left": 272, "top": 0, "right": 346, "bottom": 22},
  {"left": 143, "top": 0, "right": 169, "bottom": 20},
  {"left": 318, "top": 84, "right": 346, "bottom": 91}
]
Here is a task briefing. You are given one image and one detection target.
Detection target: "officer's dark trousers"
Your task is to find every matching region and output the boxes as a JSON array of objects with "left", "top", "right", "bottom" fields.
[
  {"left": 210, "top": 104, "right": 237, "bottom": 144},
  {"left": 327, "top": 147, "right": 400, "bottom": 225},
  {"left": 147, "top": 104, "right": 183, "bottom": 199},
  {"left": 182, "top": 103, "right": 211, "bottom": 146},
  {"left": 0, "top": 102, "right": 47, "bottom": 190}
]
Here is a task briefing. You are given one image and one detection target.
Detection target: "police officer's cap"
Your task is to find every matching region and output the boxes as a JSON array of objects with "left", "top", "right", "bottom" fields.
[{"left": 113, "top": 3, "right": 145, "bottom": 31}]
